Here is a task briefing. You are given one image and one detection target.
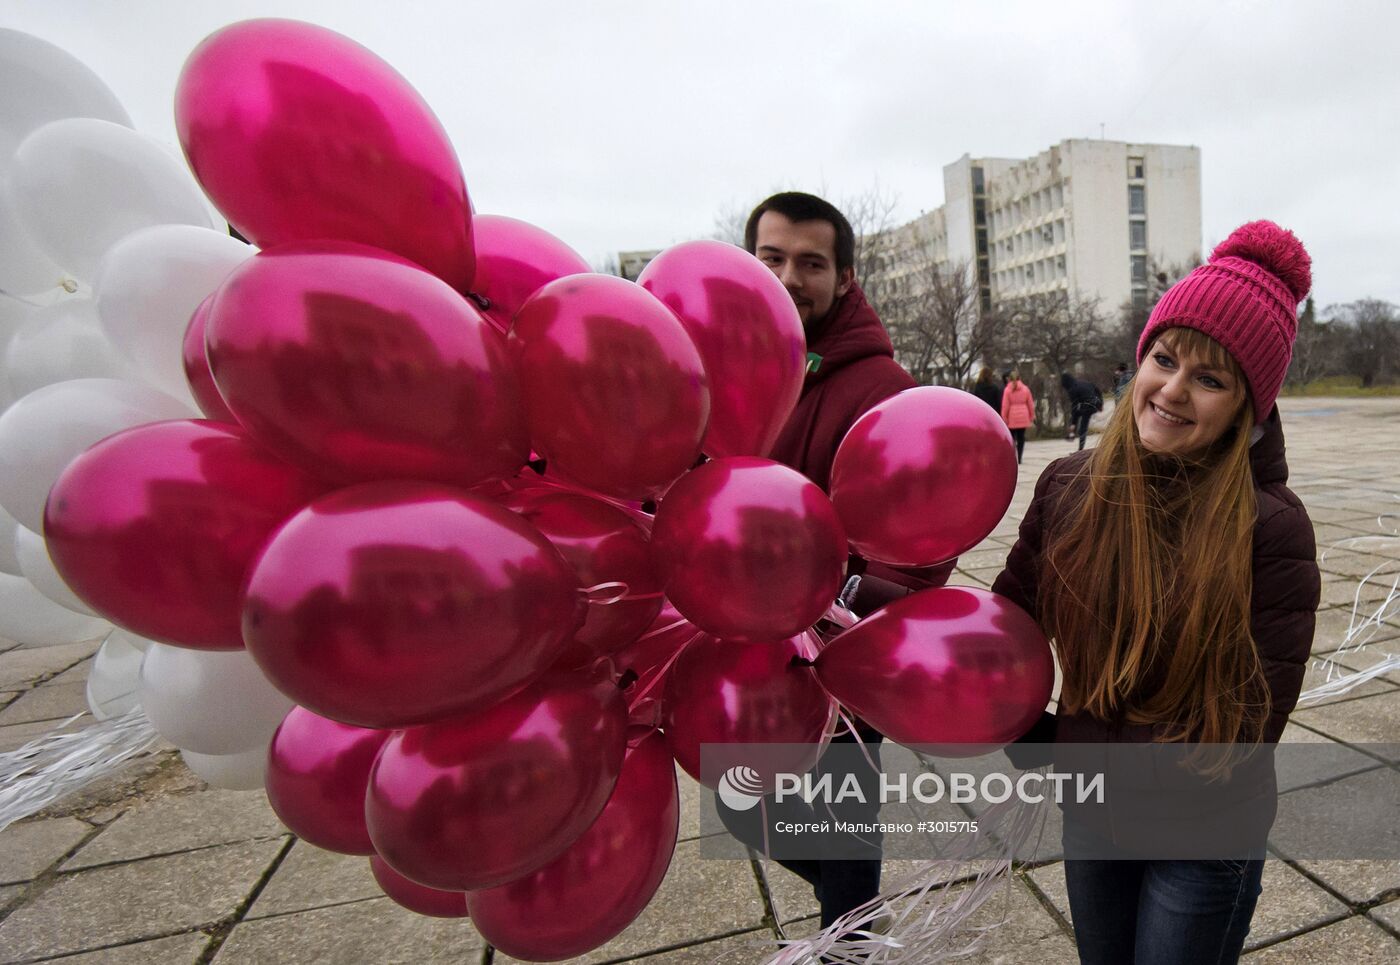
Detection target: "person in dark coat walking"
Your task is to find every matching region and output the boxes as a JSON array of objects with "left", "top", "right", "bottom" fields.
[
  {"left": 970, "top": 366, "right": 1003, "bottom": 411},
  {"left": 993, "top": 221, "right": 1320, "bottom": 964},
  {"left": 1060, "top": 371, "right": 1102, "bottom": 450}
]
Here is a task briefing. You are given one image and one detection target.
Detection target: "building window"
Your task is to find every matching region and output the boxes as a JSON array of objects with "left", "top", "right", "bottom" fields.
[
  {"left": 1132, "top": 255, "right": 1148, "bottom": 283},
  {"left": 1128, "top": 157, "right": 1144, "bottom": 179},
  {"left": 1129, "top": 185, "right": 1146, "bottom": 215},
  {"left": 1130, "top": 221, "right": 1147, "bottom": 249}
]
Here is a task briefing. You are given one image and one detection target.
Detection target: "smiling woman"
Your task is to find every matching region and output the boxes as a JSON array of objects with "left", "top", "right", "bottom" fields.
[
  {"left": 1133, "top": 326, "right": 1248, "bottom": 456},
  {"left": 992, "top": 220, "right": 1322, "bottom": 965}
]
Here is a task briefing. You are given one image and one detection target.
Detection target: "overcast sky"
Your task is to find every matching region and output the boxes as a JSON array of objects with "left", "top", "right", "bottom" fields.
[{"left": 7, "top": 0, "right": 1399, "bottom": 307}]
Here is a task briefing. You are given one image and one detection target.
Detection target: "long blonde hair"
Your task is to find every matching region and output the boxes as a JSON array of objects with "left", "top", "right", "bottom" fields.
[{"left": 1038, "top": 328, "right": 1267, "bottom": 751}]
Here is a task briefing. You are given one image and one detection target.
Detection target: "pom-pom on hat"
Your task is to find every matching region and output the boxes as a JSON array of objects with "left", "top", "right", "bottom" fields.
[{"left": 1136, "top": 220, "right": 1311, "bottom": 424}]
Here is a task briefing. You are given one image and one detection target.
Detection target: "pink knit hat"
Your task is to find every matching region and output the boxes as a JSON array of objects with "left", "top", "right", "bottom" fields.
[{"left": 1136, "top": 220, "right": 1312, "bottom": 424}]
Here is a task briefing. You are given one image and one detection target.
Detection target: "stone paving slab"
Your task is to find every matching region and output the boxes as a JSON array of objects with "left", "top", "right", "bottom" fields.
[
  {"left": 1289, "top": 858, "right": 1400, "bottom": 906},
  {"left": 1289, "top": 687, "right": 1400, "bottom": 747},
  {"left": 43, "top": 658, "right": 95, "bottom": 688},
  {"left": 1244, "top": 913, "right": 1398, "bottom": 960},
  {"left": 546, "top": 838, "right": 765, "bottom": 965},
  {"left": 0, "top": 641, "right": 100, "bottom": 692},
  {"left": 623, "top": 930, "right": 776, "bottom": 964},
  {"left": 1310, "top": 605, "right": 1400, "bottom": 652},
  {"left": 244, "top": 840, "right": 381, "bottom": 920},
  {"left": 213, "top": 896, "right": 482, "bottom": 964},
  {"left": 0, "top": 718, "right": 93, "bottom": 756},
  {"left": 31, "top": 931, "right": 209, "bottom": 964},
  {"left": 0, "top": 682, "right": 89, "bottom": 727},
  {"left": 61, "top": 788, "right": 286, "bottom": 871},
  {"left": 1370, "top": 896, "right": 1400, "bottom": 933},
  {"left": 0, "top": 818, "right": 91, "bottom": 885},
  {"left": 0, "top": 837, "right": 287, "bottom": 962}
]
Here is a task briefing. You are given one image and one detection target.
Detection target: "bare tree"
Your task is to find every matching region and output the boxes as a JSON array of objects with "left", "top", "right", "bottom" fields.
[
  {"left": 1328, "top": 299, "right": 1400, "bottom": 387},
  {"left": 883, "top": 258, "right": 1000, "bottom": 386},
  {"left": 710, "top": 200, "right": 749, "bottom": 247},
  {"left": 841, "top": 183, "right": 901, "bottom": 288},
  {"left": 1287, "top": 296, "right": 1332, "bottom": 387}
]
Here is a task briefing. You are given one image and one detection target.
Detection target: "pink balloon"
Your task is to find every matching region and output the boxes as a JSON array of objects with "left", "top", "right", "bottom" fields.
[
  {"left": 206, "top": 242, "right": 527, "bottom": 488},
  {"left": 471, "top": 215, "right": 591, "bottom": 333},
  {"left": 814, "top": 586, "right": 1053, "bottom": 755},
  {"left": 612, "top": 602, "right": 700, "bottom": 729},
  {"left": 638, "top": 240, "right": 805, "bottom": 459},
  {"left": 44, "top": 420, "right": 326, "bottom": 650},
  {"left": 651, "top": 457, "right": 846, "bottom": 641},
  {"left": 663, "top": 633, "right": 834, "bottom": 790},
  {"left": 366, "top": 670, "right": 627, "bottom": 891},
  {"left": 829, "top": 386, "right": 1017, "bottom": 567},
  {"left": 511, "top": 274, "right": 710, "bottom": 500},
  {"left": 467, "top": 728, "right": 678, "bottom": 959},
  {"left": 182, "top": 295, "right": 236, "bottom": 422},
  {"left": 264, "top": 707, "right": 389, "bottom": 855},
  {"left": 242, "top": 481, "right": 584, "bottom": 728},
  {"left": 503, "top": 489, "right": 663, "bottom": 655},
  {"left": 370, "top": 855, "right": 469, "bottom": 918},
  {"left": 175, "top": 19, "right": 474, "bottom": 291}
]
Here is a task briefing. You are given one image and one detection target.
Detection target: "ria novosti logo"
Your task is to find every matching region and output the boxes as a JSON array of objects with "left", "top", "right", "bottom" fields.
[{"left": 716, "top": 765, "right": 765, "bottom": 811}]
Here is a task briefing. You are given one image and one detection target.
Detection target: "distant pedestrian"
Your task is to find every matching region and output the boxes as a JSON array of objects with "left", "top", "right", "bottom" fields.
[
  {"left": 1061, "top": 371, "right": 1104, "bottom": 451},
  {"left": 970, "top": 366, "right": 1003, "bottom": 411},
  {"left": 1000, "top": 369, "right": 1035, "bottom": 464},
  {"left": 1113, "top": 363, "right": 1133, "bottom": 400}
]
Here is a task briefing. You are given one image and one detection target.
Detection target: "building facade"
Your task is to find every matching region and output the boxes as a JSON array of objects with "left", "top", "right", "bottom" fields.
[{"left": 875, "top": 140, "right": 1201, "bottom": 316}]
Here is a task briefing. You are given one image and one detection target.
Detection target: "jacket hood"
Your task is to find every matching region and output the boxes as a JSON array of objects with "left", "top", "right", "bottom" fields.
[
  {"left": 804, "top": 283, "right": 896, "bottom": 387},
  {"left": 1249, "top": 404, "right": 1289, "bottom": 487}
]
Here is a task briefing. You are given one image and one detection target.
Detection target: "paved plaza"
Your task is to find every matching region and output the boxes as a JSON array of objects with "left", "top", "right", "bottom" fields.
[{"left": 1, "top": 396, "right": 1398, "bottom": 964}]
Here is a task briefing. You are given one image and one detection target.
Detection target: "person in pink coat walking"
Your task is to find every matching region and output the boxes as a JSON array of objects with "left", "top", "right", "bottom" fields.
[{"left": 1001, "top": 369, "right": 1035, "bottom": 463}]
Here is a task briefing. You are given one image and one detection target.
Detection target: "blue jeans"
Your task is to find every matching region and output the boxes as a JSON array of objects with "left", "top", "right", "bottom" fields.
[{"left": 1064, "top": 857, "right": 1264, "bottom": 964}]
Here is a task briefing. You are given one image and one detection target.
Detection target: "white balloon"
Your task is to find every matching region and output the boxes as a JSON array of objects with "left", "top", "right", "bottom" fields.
[
  {"left": 14, "top": 524, "right": 96, "bottom": 615},
  {"left": 139, "top": 644, "right": 293, "bottom": 755},
  {"left": 0, "top": 295, "right": 34, "bottom": 412},
  {"left": 0, "top": 29, "right": 132, "bottom": 166},
  {"left": 181, "top": 745, "right": 267, "bottom": 791},
  {"left": 4, "top": 296, "right": 141, "bottom": 399},
  {"left": 7, "top": 118, "right": 215, "bottom": 282},
  {"left": 0, "top": 377, "right": 194, "bottom": 532},
  {"left": 0, "top": 501, "right": 20, "bottom": 575},
  {"left": 86, "top": 628, "right": 146, "bottom": 720},
  {"left": 0, "top": 188, "right": 72, "bottom": 297},
  {"left": 96, "top": 225, "right": 252, "bottom": 398},
  {"left": 0, "top": 570, "right": 108, "bottom": 647}
]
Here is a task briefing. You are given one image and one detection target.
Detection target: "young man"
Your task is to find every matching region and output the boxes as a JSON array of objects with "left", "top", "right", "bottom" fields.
[{"left": 727, "top": 192, "right": 951, "bottom": 930}]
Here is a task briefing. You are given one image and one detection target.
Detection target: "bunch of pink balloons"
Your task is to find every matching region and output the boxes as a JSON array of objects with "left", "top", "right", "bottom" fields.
[{"left": 31, "top": 17, "right": 1052, "bottom": 962}]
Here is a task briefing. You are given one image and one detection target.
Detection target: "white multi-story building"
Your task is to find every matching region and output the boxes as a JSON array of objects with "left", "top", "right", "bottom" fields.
[{"left": 871, "top": 140, "right": 1202, "bottom": 316}]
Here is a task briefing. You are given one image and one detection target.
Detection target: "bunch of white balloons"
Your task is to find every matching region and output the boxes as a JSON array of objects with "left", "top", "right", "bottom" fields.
[{"left": 0, "top": 30, "right": 291, "bottom": 792}]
